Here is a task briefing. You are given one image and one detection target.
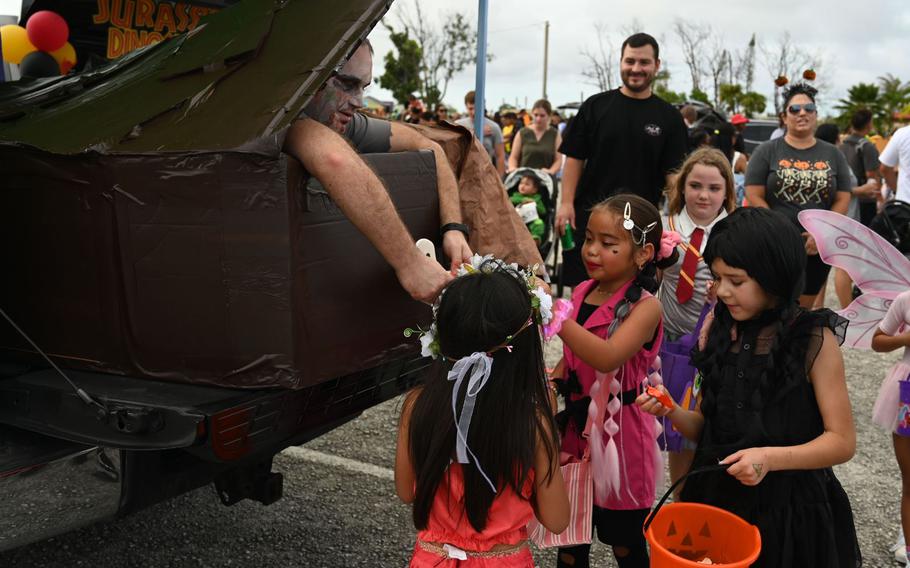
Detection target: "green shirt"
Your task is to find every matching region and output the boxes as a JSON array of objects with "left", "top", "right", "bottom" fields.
[{"left": 517, "top": 126, "right": 558, "bottom": 169}]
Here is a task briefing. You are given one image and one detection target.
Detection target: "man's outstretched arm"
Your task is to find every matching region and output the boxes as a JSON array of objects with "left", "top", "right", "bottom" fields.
[
  {"left": 389, "top": 122, "right": 473, "bottom": 270},
  {"left": 284, "top": 119, "right": 451, "bottom": 302}
]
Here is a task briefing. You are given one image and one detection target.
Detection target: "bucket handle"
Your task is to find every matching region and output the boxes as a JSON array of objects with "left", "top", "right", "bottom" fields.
[{"left": 643, "top": 463, "right": 728, "bottom": 533}]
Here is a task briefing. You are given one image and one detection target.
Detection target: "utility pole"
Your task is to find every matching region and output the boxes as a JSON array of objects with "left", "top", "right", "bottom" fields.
[
  {"left": 473, "top": 0, "right": 489, "bottom": 137},
  {"left": 542, "top": 20, "right": 550, "bottom": 100}
]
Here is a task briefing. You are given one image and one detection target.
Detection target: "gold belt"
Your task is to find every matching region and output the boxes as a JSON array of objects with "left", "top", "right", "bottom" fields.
[{"left": 417, "top": 539, "right": 529, "bottom": 559}]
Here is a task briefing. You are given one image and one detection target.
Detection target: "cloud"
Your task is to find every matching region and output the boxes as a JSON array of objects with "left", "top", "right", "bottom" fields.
[{"left": 367, "top": 0, "right": 910, "bottom": 117}]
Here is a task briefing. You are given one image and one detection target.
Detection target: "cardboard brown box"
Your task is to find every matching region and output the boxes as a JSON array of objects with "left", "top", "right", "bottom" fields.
[{"left": 0, "top": 143, "right": 438, "bottom": 389}]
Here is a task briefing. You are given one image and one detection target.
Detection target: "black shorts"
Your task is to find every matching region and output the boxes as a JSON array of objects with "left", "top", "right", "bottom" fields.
[
  {"left": 591, "top": 506, "right": 650, "bottom": 546},
  {"left": 804, "top": 253, "right": 831, "bottom": 296}
]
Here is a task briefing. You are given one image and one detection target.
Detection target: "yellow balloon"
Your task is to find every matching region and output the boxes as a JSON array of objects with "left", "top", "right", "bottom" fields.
[
  {"left": 50, "top": 41, "right": 76, "bottom": 68},
  {"left": 1, "top": 24, "right": 37, "bottom": 65}
]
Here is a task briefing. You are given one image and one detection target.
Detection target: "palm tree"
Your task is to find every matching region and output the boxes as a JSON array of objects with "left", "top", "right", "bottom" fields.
[
  {"left": 835, "top": 83, "right": 883, "bottom": 132},
  {"left": 878, "top": 74, "right": 910, "bottom": 134}
]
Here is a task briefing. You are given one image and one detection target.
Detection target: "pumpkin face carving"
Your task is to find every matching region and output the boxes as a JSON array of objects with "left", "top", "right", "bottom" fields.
[{"left": 666, "top": 520, "right": 713, "bottom": 561}]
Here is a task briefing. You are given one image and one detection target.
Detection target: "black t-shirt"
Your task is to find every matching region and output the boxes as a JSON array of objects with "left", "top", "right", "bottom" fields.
[
  {"left": 559, "top": 89, "right": 687, "bottom": 209},
  {"left": 733, "top": 133, "right": 745, "bottom": 154}
]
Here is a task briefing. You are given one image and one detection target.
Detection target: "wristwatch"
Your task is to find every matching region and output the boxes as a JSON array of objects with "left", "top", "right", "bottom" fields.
[{"left": 440, "top": 223, "right": 470, "bottom": 239}]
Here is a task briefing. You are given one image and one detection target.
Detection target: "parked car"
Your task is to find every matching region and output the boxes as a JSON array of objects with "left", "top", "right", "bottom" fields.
[{"left": 740, "top": 119, "right": 780, "bottom": 154}]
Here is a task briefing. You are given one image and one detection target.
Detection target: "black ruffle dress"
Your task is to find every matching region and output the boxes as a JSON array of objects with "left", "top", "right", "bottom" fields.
[{"left": 681, "top": 309, "right": 862, "bottom": 567}]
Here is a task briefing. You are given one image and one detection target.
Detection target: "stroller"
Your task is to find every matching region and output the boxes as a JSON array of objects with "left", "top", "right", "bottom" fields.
[
  {"left": 870, "top": 200, "right": 910, "bottom": 256},
  {"left": 503, "top": 167, "right": 559, "bottom": 273}
]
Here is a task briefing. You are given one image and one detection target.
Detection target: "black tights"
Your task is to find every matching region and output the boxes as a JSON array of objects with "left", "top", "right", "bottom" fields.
[
  {"left": 555, "top": 506, "right": 650, "bottom": 568},
  {"left": 556, "top": 541, "right": 648, "bottom": 568}
]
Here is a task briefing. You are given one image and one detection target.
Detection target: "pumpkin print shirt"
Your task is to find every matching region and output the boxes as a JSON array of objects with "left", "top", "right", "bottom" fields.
[{"left": 745, "top": 137, "right": 852, "bottom": 229}]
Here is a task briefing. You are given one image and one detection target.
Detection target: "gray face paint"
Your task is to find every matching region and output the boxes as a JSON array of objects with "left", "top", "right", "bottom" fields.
[{"left": 304, "top": 44, "right": 371, "bottom": 134}]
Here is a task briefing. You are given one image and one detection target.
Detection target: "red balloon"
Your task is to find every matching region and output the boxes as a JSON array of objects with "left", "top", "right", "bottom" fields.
[{"left": 26, "top": 11, "right": 69, "bottom": 53}]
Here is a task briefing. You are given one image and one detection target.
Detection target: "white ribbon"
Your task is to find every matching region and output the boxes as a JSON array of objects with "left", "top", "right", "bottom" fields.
[{"left": 448, "top": 351, "right": 497, "bottom": 493}]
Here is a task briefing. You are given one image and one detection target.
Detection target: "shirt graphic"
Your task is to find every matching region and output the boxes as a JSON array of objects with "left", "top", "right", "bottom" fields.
[{"left": 775, "top": 159, "right": 832, "bottom": 204}]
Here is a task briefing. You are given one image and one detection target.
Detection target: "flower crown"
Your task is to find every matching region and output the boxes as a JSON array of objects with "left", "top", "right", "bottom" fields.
[{"left": 404, "top": 254, "right": 553, "bottom": 359}]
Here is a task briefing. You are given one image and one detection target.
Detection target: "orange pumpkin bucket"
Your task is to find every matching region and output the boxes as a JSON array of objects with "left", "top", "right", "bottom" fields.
[
  {"left": 643, "top": 466, "right": 762, "bottom": 567},
  {"left": 645, "top": 502, "right": 761, "bottom": 566}
]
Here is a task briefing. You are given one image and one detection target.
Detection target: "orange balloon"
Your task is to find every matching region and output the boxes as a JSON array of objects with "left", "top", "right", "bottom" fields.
[
  {"left": 50, "top": 41, "right": 76, "bottom": 72},
  {"left": 1, "top": 24, "right": 37, "bottom": 64}
]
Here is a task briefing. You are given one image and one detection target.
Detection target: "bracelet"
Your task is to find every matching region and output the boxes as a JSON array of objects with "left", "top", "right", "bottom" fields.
[
  {"left": 542, "top": 299, "right": 574, "bottom": 341},
  {"left": 440, "top": 223, "right": 470, "bottom": 239}
]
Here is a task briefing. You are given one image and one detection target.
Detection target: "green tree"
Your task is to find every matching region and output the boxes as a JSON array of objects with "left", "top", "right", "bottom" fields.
[
  {"left": 719, "top": 83, "right": 766, "bottom": 117},
  {"left": 390, "top": 1, "right": 484, "bottom": 108},
  {"left": 653, "top": 69, "right": 686, "bottom": 104},
  {"left": 740, "top": 91, "right": 767, "bottom": 117},
  {"left": 689, "top": 88, "right": 710, "bottom": 105},
  {"left": 878, "top": 74, "right": 910, "bottom": 134},
  {"left": 835, "top": 82, "right": 883, "bottom": 132},
  {"left": 719, "top": 83, "right": 744, "bottom": 113},
  {"left": 378, "top": 25, "right": 422, "bottom": 107}
]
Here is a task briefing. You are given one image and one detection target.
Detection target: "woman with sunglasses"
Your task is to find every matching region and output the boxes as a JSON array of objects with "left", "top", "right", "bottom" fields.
[{"left": 744, "top": 83, "right": 852, "bottom": 308}]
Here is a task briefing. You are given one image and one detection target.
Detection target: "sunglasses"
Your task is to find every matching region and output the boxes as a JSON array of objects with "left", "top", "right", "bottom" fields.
[{"left": 787, "top": 103, "right": 817, "bottom": 115}]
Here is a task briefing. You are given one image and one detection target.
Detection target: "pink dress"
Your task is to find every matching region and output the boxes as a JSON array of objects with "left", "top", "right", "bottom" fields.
[
  {"left": 872, "top": 290, "right": 910, "bottom": 432},
  {"left": 562, "top": 279, "right": 663, "bottom": 510},
  {"left": 410, "top": 464, "right": 536, "bottom": 567}
]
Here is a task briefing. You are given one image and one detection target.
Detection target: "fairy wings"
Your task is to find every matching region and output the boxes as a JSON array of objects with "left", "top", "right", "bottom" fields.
[{"left": 798, "top": 209, "right": 910, "bottom": 348}]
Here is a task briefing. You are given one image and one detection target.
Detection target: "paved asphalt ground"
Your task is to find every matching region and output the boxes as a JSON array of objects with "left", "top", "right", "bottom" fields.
[{"left": 0, "top": 289, "right": 905, "bottom": 567}]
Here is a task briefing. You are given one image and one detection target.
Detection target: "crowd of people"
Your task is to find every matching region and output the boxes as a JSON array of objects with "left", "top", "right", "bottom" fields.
[{"left": 288, "top": 26, "right": 910, "bottom": 568}]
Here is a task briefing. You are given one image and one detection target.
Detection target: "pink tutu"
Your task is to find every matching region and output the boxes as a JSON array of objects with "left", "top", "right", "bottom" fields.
[{"left": 872, "top": 362, "right": 910, "bottom": 433}]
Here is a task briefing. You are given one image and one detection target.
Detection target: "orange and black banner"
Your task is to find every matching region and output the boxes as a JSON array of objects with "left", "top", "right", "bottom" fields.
[{"left": 21, "top": 0, "right": 238, "bottom": 69}]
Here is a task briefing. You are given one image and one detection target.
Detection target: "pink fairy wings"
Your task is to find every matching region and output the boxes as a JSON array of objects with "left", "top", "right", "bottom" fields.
[
  {"left": 798, "top": 209, "right": 910, "bottom": 348},
  {"left": 840, "top": 294, "right": 897, "bottom": 349}
]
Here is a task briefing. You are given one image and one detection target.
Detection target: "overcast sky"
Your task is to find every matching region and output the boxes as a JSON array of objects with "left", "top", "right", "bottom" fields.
[
  {"left": 365, "top": 0, "right": 910, "bottom": 116},
  {"left": 4, "top": 0, "right": 909, "bottom": 116}
]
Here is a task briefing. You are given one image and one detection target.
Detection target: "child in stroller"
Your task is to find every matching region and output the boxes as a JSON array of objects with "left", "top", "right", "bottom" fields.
[{"left": 503, "top": 168, "right": 556, "bottom": 255}]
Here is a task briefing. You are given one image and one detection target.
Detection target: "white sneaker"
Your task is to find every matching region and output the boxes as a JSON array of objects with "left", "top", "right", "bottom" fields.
[{"left": 891, "top": 533, "right": 907, "bottom": 565}]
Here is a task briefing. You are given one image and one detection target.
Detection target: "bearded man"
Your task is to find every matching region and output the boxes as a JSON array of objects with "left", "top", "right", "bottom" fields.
[{"left": 555, "top": 32, "right": 687, "bottom": 287}]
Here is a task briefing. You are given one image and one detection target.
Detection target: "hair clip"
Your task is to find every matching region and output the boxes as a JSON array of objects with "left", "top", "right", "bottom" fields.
[
  {"left": 622, "top": 202, "right": 657, "bottom": 246},
  {"left": 622, "top": 202, "right": 635, "bottom": 231}
]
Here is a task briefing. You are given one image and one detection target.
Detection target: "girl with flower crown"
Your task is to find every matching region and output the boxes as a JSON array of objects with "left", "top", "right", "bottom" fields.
[
  {"left": 396, "top": 260, "right": 569, "bottom": 567},
  {"left": 548, "top": 194, "right": 679, "bottom": 568}
]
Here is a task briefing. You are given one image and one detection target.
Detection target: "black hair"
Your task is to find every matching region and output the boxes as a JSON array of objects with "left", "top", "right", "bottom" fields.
[
  {"left": 692, "top": 208, "right": 807, "bottom": 419},
  {"left": 851, "top": 108, "right": 874, "bottom": 131},
  {"left": 815, "top": 123, "right": 840, "bottom": 145},
  {"left": 621, "top": 32, "right": 660, "bottom": 60},
  {"left": 408, "top": 262, "right": 559, "bottom": 533},
  {"left": 781, "top": 82, "right": 818, "bottom": 108},
  {"left": 709, "top": 122, "right": 736, "bottom": 162},
  {"left": 520, "top": 174, "right": 543, "bottom": 192},
  {"left": 590, "top": 194, "right": 679, "bottom": 311}
]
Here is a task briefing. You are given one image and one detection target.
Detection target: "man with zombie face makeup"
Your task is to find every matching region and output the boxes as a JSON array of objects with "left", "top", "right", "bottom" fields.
[{"left": 283, "top": 40, "right": 472, "bottom": 302}]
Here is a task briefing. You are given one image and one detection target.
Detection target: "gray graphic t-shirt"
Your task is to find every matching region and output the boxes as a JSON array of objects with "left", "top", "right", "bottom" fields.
[{"left": 745, "top": 137, "right": 851, "bottom": 227}]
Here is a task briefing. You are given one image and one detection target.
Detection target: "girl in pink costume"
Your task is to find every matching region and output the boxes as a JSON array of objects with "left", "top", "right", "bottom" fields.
[
  {"left": 551, "top": 194, "right": 678, "bottom": 568},
  {"left": 396, "top": 261, "right": 569, "bottom": 567},
  {"left": 872, "top": 290, "right": 910, "bottom": 562}
]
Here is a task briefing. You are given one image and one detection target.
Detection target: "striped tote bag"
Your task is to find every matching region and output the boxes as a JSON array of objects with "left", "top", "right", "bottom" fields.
[{"left": 526, "top": 457, "right": 593, "bottom": 548}]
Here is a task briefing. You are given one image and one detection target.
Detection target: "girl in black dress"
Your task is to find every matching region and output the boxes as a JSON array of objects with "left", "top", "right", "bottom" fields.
[{"left": 637, "top": 207, "right": 861, "bottom": 567}]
